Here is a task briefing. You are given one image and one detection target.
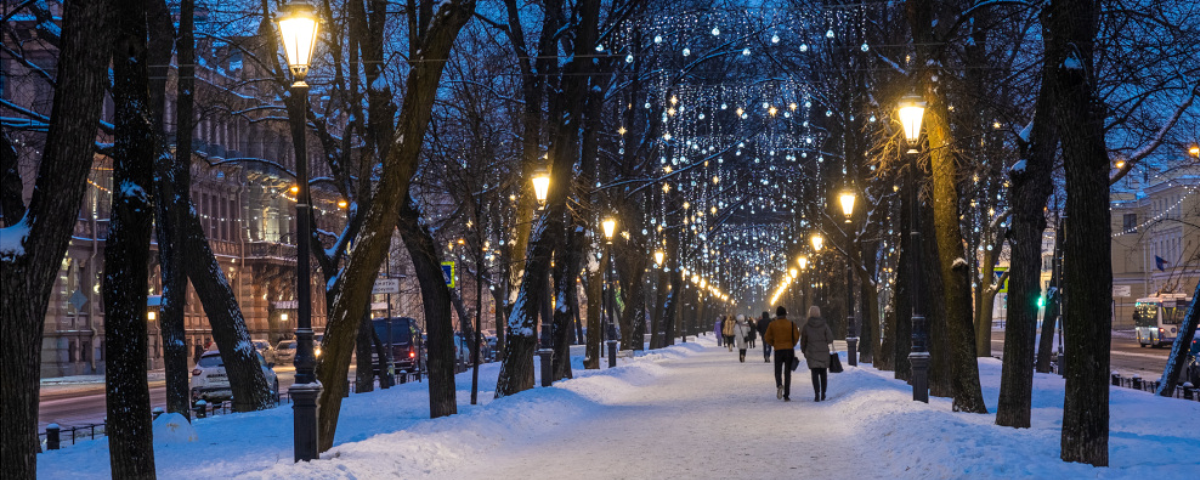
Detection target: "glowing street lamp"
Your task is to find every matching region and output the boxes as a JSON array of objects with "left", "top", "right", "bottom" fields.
[
  {"left": 278, "top": 0, "right": 321, "bottom": 463},
  {"left": 811, "top": 233, "right": 824, "bottom": 252},
  {"left": 278, "top": 1, "right": 319, "bottom": 85},
  {"left": 798, "top": 256, "right": 808, "bottom": 270},
  {"left": 532, "top": 170, "right": 550, "bottom": 209},
  {"left": 839, "top": 189, "right": 856, "bottom": 223},
  {"left": 654, "top": 249, "right": 665, "bottom": 267},
  {"left": 602, "top": 218, "right": 616, "bottom": 244},
  {"left": 898, "top": 93, "right": 927, "bottom": 153},
  {"left": 1189, "top": 144, "right": 1199, "bottom": 158}
]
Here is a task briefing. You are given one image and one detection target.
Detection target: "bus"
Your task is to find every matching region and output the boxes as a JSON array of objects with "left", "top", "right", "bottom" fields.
[{"left": 1133, "top": 294, "right": 1191, "bottom": 348}]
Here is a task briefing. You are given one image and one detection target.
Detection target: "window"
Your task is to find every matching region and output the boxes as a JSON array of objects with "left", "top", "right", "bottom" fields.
[{"left": 1123, "top": 213, "right": 1137, "bottom": 233}]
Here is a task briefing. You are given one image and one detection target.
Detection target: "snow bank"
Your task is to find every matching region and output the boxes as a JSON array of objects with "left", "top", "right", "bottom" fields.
[
  {"left": 837, "top": 356, "right": 1200, "bottom": 479},
  {"left": 38, "top": 342, "right": 707, "bottom": 479}
]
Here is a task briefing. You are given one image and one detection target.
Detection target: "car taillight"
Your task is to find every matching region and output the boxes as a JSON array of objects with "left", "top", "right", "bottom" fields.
[
  {"left": 409, "top": 351, "right": 416, "bottom": 358},
  {"left": 192, "top": 368, "right": 202, "bottom": 376}
]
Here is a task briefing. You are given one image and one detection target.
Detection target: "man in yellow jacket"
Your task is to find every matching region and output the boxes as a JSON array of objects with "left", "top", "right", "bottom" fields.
[{"left": 763, "top": 306, "right": 801, "bottom": 401}]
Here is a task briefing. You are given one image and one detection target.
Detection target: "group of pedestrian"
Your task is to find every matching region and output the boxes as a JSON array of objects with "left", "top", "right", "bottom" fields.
[
  {"left": 716, "top": 315, "right": 760, "bottom": 362},
  {"left": 759, "top": 305, "right": 835, "bottom": 402}
]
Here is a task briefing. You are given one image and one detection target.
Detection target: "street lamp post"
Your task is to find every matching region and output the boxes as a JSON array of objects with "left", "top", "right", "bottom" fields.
[
  {"left": 840, "top": 189, "right": 858, "bottom": 367},
  {"left": 603, "top": 218, "right": 618, "bottom": 368},
  {"left": 534, "top": 173, "right": 553, "bottom": 386},
  {"left": 898, "top": 92, "right": 929, "bottom": 403},
  {"left": 278, "top": 0, "right": 321, "bottom": 461}
]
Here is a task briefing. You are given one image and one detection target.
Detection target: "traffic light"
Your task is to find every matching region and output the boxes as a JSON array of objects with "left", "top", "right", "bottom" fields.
[{"left": 1036, "top": 295, "right": 1045, "bottom": 308}]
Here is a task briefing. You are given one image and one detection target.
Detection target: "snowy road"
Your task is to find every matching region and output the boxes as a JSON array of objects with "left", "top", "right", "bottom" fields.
[{"left": 440, "top": 343, "right": 868, "bottom": 479}]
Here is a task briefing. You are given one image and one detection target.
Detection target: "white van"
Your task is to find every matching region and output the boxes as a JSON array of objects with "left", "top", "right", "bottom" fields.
[{"left": 1133, "top": 294, "right": 1191, "bottom": 348}]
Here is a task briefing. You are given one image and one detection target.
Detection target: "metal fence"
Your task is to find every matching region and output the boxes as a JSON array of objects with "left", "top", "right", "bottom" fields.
[{"left": 39, "top": 371, "right": 427, "bottom": 452}]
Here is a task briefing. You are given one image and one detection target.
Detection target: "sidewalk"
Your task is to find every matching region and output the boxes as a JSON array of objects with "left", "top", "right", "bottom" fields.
[{"left": 440, "top": 338, "right": 868, "bottom": 479}]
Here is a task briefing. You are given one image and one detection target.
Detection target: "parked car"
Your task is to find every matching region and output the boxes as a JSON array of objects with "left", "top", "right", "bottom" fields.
[
  {"left": 251, "top": 340, "right": 275, "bottom": 363},
  {"left": 371, "top": 317, "right": 421, "bottom": 376},
  {"left": 274, "top": 340, "right": 297, "bottom": 365},
  {"left": 190, "top": 350, "right": 280, "bottom": 403}
]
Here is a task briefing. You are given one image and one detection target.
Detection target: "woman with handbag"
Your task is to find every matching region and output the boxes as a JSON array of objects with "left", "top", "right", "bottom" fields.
[{"left": 800, "top": 305, "right": 835, "bottom": 402}]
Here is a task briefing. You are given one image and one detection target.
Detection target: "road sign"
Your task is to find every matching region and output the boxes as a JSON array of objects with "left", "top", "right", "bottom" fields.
[
  {"left": 993, "top": 267, "right": 1009, "bottom": 293},
  {"left": 1113, "top": 285, "right": 1131, "bottom": 297},
  {"left": 441, "top": 261, "right": 456, "bottom": 288},
  {"left": 69, "top": 290, "right": 88, "bottom": 311},
  {"left": 373, "top": 278, "right": 400, "bottom": 295}
]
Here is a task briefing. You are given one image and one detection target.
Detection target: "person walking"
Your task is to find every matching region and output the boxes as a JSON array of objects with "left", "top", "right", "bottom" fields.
[
  {"left": 733, "top": 315, "right": 750, "bottom": 362},
  {"left": 714, "top": 318, "right": 723, "bottom": 347},
  {"left": 756, "top": 312, "right": 772, "bottom": 363},
  {"left": 721, "top": 315, "right": 736, "bottom": 351},
  {"left": 746, "top": 318, "right": 756, "bottom": 349},
  {"left": 763, "top": 306, "right": 800, "bottom": 401},
  {"left": 801, "top": 305, "right": 835, "bottom": 402}
]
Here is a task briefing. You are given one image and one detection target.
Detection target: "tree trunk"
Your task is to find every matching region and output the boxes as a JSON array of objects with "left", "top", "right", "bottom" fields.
[
  {"left": 924, "top": 84, "right": 987, "bottom": 414},
  {"left": 179, "top": 204, "right": 273, "bottom": 412},
  {"left": 0, "top": 0, "right": 114, "bottom": 475},
  {"left": 894, "top": 183, "right": 913, "bottom": 381},
  {"left": 496, "top": 0, "right": 598, "bottom": 398},
  {"left": 313, "top": 0, "right": 475, "bottom": 451},
  {"left": 878, "top": 308, "right": 896, "bottom": 371},
  {"left": 106, "top": 2, "right": 158, "bottom": 474},
  {"left": 150, "top": 0, "right": 190, "bottom": 420},
  {"left": 1037, "top": 219, "right": 1064, "bottom": 373},
  {"left": 551, "top": 216, "right": 581, "bottom": 381},
  {"left": 618, "top": 245, "right": 648, "bottom": 351},
  {"left": 355, "top": 309, "right": 375, "bottom": 393},
  {"left": 1051, "top": 0, "right": 1111, "bottom": 465},
  {"left": 585, "top": 266, "right": 603, "bottom": 369},
  {"left": 920, "top": 194, "right": 952, "bottom": 398},
  {"left": 860, "top": 277, "right": 879, "bottom": 364},
  {"left": 396, "top": 194, "right": 457, "bottom": 418},
  {"left": 997, "top": 43, "right": 1059, "bottom": 427}
]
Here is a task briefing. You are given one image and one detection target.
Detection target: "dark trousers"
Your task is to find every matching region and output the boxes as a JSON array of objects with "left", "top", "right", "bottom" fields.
[
  {"left": 774, "top": 348, "right": 795, "bottom": 398},
  {"left": 810, "top": 367, "right": 828, "bottom": 395},
  {"left": 762, "top": 342, "right": 772, "bottom": 361}
]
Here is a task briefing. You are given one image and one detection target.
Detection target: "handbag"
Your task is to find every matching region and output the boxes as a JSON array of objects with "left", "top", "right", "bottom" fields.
[
  {"left": 828, "top": 342, "right": 844, "bottom": 373},
  {"left": 789, "top": 321, "right": 801, "bottom": 371}
]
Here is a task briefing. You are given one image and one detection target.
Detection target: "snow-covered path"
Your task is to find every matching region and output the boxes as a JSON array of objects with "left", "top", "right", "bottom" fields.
[
  {"left": 39, "top": 335, "right": 1200, "bottom": 479},
  {"left": 443, "top": 341, "right": 868, "bottom": 479}
]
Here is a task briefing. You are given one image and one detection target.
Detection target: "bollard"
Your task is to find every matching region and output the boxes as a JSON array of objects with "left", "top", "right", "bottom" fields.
[
  {"left": 1184, "top": 382, "right": 1194, "bottom": 401},
  {"left": 46, "top": 424, "right": 60, "bottom": 450},
  {"left": 537, "top": 348, "right": 554, "bottom": 387},
  {"left": 152, "top": 407, "right": 165, "bottom": 420},
  {"left": 1131, "top": 375, "right": 1142, "bottom": 391},
  {"left": 1111, "top": 372, "right": 1121, "bottom": 386},
  {"left": 194, "top": 400, "right": 207, "bottom": 419}
]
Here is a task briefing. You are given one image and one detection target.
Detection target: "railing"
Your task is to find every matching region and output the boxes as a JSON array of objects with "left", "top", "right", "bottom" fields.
[
  {"left": 1109, "top": 371, "right": 1198, "bottom": 401},
  {"left": 39, "top": 371, "right": 428, "bottom": 451}
]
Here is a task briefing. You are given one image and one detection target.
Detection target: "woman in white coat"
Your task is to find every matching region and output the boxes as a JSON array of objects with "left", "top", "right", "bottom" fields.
[{"left": 733, "top": 315, "right": 751, "bottom": 362}]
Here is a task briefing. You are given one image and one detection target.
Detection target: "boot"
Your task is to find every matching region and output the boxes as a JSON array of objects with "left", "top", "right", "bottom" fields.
[
  {"left": 821, "top": 391, "right": 826, "bottom": 401},
  {"left": 739, "top": 353, "right": 745, "bottom": 363}
]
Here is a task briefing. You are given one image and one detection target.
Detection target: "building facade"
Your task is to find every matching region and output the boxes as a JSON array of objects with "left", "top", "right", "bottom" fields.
[{"left": 1111, "top": 164, "right": 1200, "bottom": 329}]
